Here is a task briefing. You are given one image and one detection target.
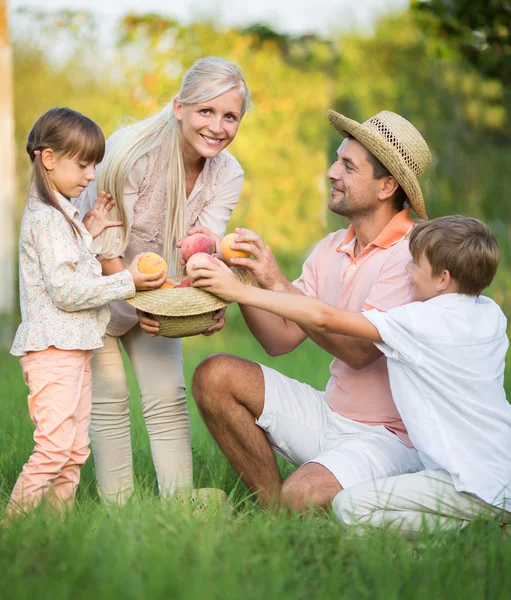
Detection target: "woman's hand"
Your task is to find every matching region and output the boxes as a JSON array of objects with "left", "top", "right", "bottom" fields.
[
  {"left": 189, "top": 258, "right": 247, "bottom": 303},
  {"left": 176, "top": 226, "right": 222, "bottom": 265},
  {"left": 136, "top": 309, "right": 160, "bottom": 337},
  {"left": 128, "top": 253, "right": 167, "bottom": 291},
  {"left": 202, "top": 307, "right": 227, "bottom": 337},
  {"left": 83, "top": 191, "right": 123, "bottom": 238},
  {"left": 224, "top": 228, "right": 287, "bottom": 291}
]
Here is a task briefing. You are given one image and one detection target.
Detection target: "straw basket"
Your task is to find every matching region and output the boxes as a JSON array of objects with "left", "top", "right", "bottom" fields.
[{"left": 126, "top": 267, "right": 251, "bottom": 338}]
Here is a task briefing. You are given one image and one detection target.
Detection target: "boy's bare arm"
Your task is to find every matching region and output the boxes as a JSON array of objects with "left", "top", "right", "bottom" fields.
[
  {"left": 235, "top": 286, "right": 382, "bottom": 343},
  {"left": 190, "top": 259, "right": 382, "bottom": 365}
]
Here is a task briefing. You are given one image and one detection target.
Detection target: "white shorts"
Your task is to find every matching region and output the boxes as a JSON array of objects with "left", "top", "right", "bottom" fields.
[{"left": 256, "top": 365, "right": 423, "bottom": 489}]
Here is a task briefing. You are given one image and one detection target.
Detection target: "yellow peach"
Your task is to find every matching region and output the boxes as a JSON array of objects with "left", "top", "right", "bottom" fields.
[
  {"left": 220, "top": 233, "right": 253, "bottom": 261},
  {"left": 138, "top": 252, "right": 168, "bottom": 277}
]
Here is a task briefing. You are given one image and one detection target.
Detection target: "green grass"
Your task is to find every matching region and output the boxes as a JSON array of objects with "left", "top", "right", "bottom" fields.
[{"left": 1, "top": 309, "right": 511, "bottom": 599}]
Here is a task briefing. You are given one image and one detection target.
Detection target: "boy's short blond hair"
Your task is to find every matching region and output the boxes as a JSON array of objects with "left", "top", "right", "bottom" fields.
[{"left": 409, "top": 216, "right": 500, "bottom": 296}]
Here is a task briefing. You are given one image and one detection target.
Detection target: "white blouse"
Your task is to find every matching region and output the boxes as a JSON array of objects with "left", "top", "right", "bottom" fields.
[
  {"left": 75, "top": 134, "right": 244, "bottom": 337},
  {"left": 11, "top": 191, "right": 136, "bottom": 356}
]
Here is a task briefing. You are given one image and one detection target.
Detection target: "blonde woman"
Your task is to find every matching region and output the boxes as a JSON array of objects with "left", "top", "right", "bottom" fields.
[{"left": 79, "top": 57, "right": 250, "bottom": 504}]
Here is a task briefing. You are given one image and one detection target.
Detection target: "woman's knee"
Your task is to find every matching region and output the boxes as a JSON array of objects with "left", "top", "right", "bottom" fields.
[
  {"left": 92, "top": 366, "right": 130, "bottom": 410},
  {"left": 141, "top": 386, "right": 189, "bottom": 423}
]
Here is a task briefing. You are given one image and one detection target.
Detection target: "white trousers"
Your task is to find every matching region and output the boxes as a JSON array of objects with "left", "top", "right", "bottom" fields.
[
  {"left": 89, "top": 326, "right": 192, "bottom": 504},
  {"left": 333, "top": 470, "right": 510, "bottom": 538}
]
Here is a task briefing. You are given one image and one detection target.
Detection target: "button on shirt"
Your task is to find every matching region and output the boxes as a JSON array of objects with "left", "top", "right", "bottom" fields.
[
  {"left": 11, "top": 192, "right": 136, "bottom": 356},
  {"left": 365, "top": 294, "right": 511, "bottom": 510},
  {"left": 293, "top": 208, "right": 414, "bottom": 446}
]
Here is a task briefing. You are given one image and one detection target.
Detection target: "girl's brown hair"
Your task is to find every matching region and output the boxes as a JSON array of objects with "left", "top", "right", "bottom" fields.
[{"left": 27, "top": 107, "right": 105, "bottom": 237}]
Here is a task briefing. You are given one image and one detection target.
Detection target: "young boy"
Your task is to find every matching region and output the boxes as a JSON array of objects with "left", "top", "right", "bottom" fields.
[{"left": 191, "top": 215, "right": 511, "bottom": 534}]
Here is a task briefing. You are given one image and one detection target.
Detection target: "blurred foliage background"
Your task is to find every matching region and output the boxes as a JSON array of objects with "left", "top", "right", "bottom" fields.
[{"left": 10, "top": 0, "right": 511, "bottom": 318}]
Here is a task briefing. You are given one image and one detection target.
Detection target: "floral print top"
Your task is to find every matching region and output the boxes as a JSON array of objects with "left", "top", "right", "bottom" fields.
[{"left": 11, "top": 190, "right": 136, "bottom": 356}]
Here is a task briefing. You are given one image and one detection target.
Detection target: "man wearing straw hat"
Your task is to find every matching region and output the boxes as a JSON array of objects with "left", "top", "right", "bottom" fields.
[{"left": 191, "top": 110, "right": 432, "bottom": 511}]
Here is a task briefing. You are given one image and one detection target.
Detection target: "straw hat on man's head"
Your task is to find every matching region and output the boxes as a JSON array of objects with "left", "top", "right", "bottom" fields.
[{"left": 327, "top": 110, "right": 432, "bottom": 219}]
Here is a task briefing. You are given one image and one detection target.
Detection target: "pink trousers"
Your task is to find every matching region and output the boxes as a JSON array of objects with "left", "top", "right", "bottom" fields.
[{"left": 8, "top": 347, "right": 93, "bottom": 516}]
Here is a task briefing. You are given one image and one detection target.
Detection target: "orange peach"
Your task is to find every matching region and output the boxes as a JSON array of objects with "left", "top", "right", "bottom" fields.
[
  {"left": 161, "top": 279, "right": 175, "bottom": 289},
  {"left": 220, "top": 233, "right": 253, "bottom": 261},
  {"left": 138, "top": 252, "right": 168, "bottom": 277},
  {"left": 181, "top": 233, "right": 216, "bottom": 262},
  {"left": 185, "top": 252, "right": 217, "bottom": 277}
]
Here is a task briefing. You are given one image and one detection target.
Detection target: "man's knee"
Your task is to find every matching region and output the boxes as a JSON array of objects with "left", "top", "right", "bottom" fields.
[
  {"left": 192, "top": 354, "right": 239, "bottom": 408},
  {"left": 193, "top": 353, "right": 254, "bottom": 397},
  {"left": 281, "top": 463, "right": 342, "bottom": 512}
]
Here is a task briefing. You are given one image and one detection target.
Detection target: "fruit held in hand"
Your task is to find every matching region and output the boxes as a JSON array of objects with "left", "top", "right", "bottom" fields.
[
  {"left": 185, "top": 252, "right": 217, "bottom": 277},
  {"left": 181, "top": 233, "right": 215, "bottom": 262},
  {"left": 161, "top": 279, "right": 175, "bottom": 289},
  {"left": 220, "top": 233, "right": 253, "bottom": 261},
  {"left": 138, "top": 252, "right": 168, "bottom": 277}
]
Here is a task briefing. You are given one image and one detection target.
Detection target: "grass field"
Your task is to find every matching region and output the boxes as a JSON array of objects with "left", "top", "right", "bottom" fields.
[{"left": 1, "top": 309, "right": 511, "bottom": 600}]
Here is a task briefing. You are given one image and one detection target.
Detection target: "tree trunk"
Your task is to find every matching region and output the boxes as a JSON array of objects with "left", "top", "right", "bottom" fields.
[{"left": 0, "top": 0, "right": 16, "bottom": 344}]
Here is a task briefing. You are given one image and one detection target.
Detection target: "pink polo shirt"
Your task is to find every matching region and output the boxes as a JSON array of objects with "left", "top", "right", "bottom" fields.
[{"left": 293, "top": 209, "right": 414, "bottom": 446}]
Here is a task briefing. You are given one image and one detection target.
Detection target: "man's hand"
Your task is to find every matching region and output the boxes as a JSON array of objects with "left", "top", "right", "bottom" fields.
[
  {"left": 224, "top": 228, "right": 287, "bottom": 291},
  {"left": 136, "top": 309, "right": 160, "bottom": 336},
  {"left": 82, "top": 191, "right": 123, "bottom": 238}
]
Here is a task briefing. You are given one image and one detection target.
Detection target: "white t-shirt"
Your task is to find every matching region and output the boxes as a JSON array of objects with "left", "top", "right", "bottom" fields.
[{"left": 364, "top": 294, "right": 511, "bottom": 511}]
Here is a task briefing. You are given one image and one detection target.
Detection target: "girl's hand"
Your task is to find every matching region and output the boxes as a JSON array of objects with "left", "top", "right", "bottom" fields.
[
  {"left": 176, "top": 226, "right": 222, "bottom": 265},
  {"left": 83, "top": 191, "right": 123, "bottom": 238},
  {"left": 189, "top": 258, "right": 246, "bottom": 303},
  {"left": 128, "top": 253, "right": 167, "bottom": 291}
]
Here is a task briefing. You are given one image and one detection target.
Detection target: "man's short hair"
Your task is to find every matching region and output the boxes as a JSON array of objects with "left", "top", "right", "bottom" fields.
[
  {"left": 409, "top": 216, "right": 500, "bottom": 296},
  {"left": 346, "top": 135, "right": 407, "bottom": 211}
]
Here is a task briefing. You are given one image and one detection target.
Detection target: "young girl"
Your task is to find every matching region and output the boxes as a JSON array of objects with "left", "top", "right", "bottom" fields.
[
  {"left": 7, "top": 107, "right": 166, "bottom": 518},
  {"left": 78, "top": 57, "right": 250, "bottom": 504}
]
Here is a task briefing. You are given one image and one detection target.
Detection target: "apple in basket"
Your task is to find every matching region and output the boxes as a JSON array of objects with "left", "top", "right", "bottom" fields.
[
  {"left": 161, "top": 279, "right": 175, "bottom": 289},
  {"left": 181, "top": 233, "right": 215, "bottom": 262},
  {"left": 185, "top": 252, "right": 217, "bottom": 278}
]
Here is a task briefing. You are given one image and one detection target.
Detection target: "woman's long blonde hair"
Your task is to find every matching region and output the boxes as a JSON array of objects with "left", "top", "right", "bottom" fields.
[{"left": 96, "top": 56, "right": 250, "bottom": 270}]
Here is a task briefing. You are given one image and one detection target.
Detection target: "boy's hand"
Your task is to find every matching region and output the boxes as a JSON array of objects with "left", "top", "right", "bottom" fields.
[
  {"left": 128, "top": 253, "right": 167, "bottom": 291},
  {"left": 189, "top": 258, "right": 246, "bottom": 302},
  {"left": 83, "top": 191, "right": 123, "bottom": 238},
  {"left": 176, "top": 226, "right": 221, "bottom": 265}
]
